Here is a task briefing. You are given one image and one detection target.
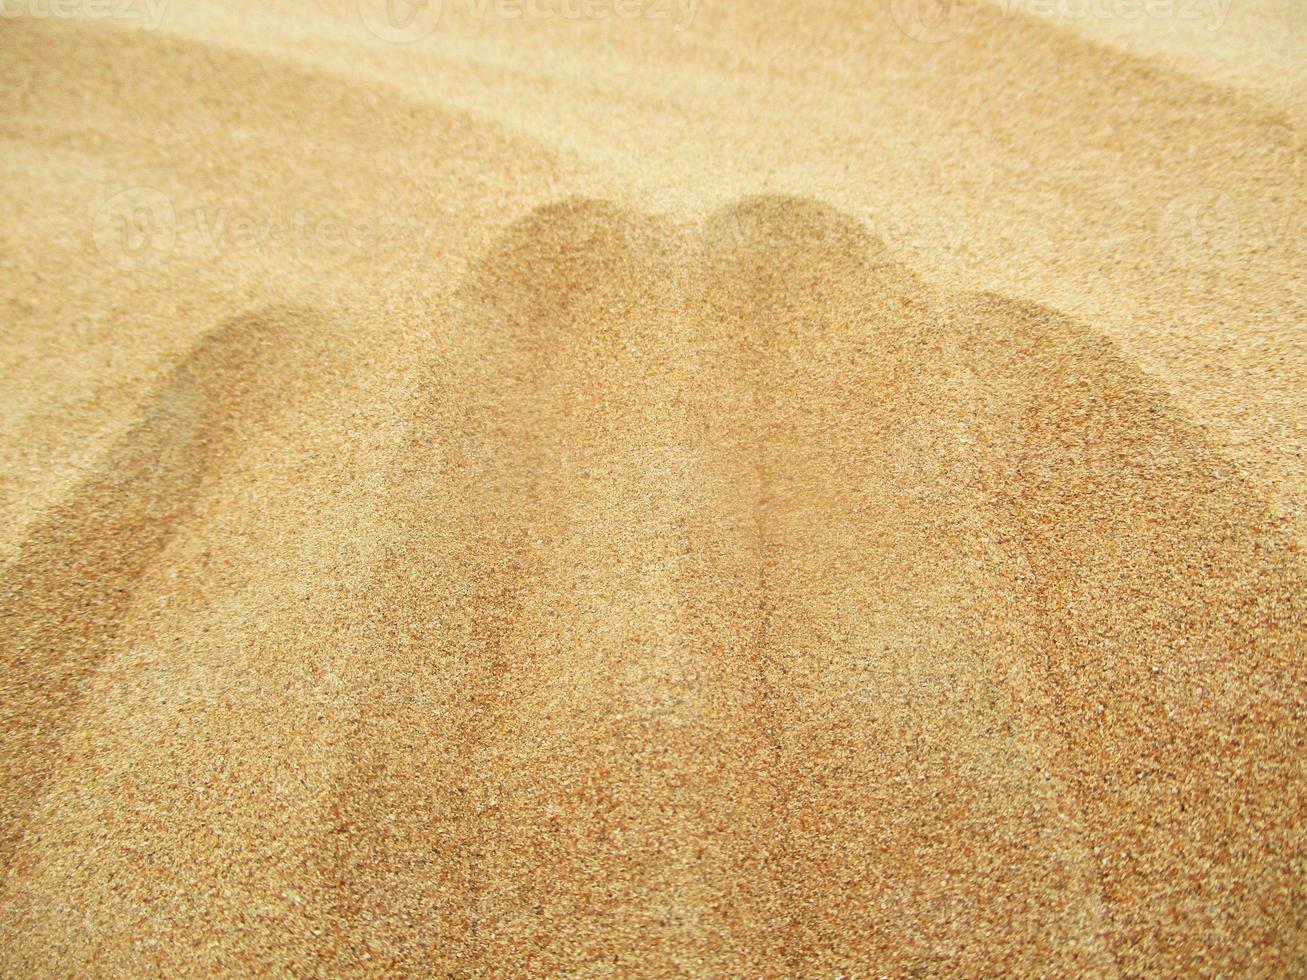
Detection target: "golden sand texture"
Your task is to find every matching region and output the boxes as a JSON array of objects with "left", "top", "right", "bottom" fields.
[{"left": 2, "top": 1, "right": 1305, "bottom": 975}]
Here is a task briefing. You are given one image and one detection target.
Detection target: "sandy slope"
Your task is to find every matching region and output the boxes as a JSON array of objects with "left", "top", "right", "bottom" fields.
[{"left": 1, "top": 1, "right": 1304, "bottom": 975}]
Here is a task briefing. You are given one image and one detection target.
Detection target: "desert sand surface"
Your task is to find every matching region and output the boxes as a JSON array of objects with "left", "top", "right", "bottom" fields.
[{"left": 2, "top": 0, "right": 1305, "bottom": 974}]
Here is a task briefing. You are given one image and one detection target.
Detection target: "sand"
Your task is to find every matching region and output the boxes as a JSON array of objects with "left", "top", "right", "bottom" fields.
[{"left": 1, "top": 0, "right": 1305, "bottom": 974}]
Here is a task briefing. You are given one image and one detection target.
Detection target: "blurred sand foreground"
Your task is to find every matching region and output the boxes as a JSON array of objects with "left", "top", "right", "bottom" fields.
[{"left": 1, "top": 0, "right": 1304, "bottom": 974}]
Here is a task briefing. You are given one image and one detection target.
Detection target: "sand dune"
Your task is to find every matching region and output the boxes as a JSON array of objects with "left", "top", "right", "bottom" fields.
[
  {"left": 0, "top": 309, "right": 320, "bottom": 856},
  {"left": 2, "top": 2, "right": 1305, "bottom": 975}
]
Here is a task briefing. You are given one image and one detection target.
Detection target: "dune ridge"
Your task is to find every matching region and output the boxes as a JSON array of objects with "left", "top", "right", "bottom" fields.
[
  {"left": 2, "top": 193, "right": 1300, "bottom": 975},
  {"left": 0, "top": 309, "right": 321, "bottom": 863}
]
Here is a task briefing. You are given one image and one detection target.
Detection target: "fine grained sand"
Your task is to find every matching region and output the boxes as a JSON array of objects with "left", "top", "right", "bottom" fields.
[{"left": 1, "top": 0, "right": 1304, "bottom": 975}]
